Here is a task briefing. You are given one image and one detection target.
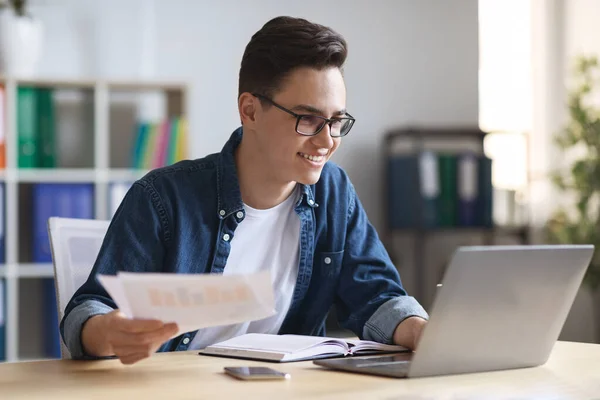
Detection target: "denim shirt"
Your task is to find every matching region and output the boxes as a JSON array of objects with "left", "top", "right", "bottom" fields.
[{"left": 61, "top": 127, "right": 428, "bottom": 359}]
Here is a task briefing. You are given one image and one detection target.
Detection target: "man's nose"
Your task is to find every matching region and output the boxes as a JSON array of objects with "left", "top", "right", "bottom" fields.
[{"left": 310, "top": 124, "right": 334, "bottom": 149}]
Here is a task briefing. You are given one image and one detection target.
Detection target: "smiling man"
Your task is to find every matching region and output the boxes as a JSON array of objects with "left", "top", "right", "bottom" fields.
[{"left": 61, "top": 16, "right": 429, "bottom": 365}]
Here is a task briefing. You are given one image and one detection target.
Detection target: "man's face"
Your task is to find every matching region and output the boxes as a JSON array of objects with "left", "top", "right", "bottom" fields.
[{"left": 252, "top": 67, "right": 346, "bottom": 186}]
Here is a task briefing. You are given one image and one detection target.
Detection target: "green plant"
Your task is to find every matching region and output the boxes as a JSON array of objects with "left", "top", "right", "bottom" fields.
[
  {"left": 0, "top": 0, "right": 27, "bottom": 17},
  {"left": 547, "top": 55, "right": 600, "bottom": 291}
]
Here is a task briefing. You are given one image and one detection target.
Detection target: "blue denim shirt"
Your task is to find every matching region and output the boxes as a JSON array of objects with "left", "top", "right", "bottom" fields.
[{"left": 61, "top": 127, "right": 428, "bottom": 359}]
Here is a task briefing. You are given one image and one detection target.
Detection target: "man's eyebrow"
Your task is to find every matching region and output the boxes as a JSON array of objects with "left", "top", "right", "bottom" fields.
[{"left": 291, "top": 104, "right": 347, "bottom": 116}]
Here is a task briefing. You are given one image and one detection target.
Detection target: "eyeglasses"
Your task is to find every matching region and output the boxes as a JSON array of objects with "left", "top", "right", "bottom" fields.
[{"left": 252, "top": 93, "right": 355, "bottom": 137}]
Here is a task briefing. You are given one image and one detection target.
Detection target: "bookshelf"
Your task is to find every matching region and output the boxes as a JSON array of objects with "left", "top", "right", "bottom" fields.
[
  {"left": 0, "top": 77, "right": 189, "bottom": 362},
  {"left": 383, "top": 128, "right": 530, "bottom": 310}
]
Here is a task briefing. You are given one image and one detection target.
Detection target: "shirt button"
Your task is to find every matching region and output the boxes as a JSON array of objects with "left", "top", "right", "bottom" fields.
[
  {"left": 182, "top": 337, "right": 190, "bottom": 345},
  {"left": 308, "top": 199, "right": 314, "bottom": 205},
  {"left": 223, "top": 233, "right": 231, "bottom": 242},
  {"left": 236, "top": 211, "right": 244, "bottom": 219},
  {"left": 219, "top": 210, "right": 226, "bottom": 216},
  {"left": 324, "top": 257, "right": 332, "bottom": 265}
]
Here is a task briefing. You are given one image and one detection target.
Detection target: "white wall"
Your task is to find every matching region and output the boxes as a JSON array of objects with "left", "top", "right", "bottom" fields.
[{"left": 29, "top": 0, "right": 479, "bottom": 233}]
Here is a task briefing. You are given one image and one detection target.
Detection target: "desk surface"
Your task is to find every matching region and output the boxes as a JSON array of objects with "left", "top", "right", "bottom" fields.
[{"left": 1, "top": 341, "right": 599, "bottom": 399}]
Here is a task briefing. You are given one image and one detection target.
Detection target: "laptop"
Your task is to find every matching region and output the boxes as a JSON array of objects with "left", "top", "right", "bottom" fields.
[{"left": 314, "top": 245, "right": 594, "bottom": 378}]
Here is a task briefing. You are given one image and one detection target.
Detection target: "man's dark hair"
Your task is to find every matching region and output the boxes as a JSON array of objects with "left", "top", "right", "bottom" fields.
[{"left": 238, "top": 16, "right": 348, "bottom": 99}]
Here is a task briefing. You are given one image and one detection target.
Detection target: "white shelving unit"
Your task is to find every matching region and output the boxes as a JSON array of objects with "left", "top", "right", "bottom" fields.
[{"left": 0, "top": 77, "right": 189, "bottom": 362}]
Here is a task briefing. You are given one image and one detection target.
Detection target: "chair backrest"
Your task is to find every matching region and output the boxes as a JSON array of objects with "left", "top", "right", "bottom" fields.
[{"left": 47, "top": 217, "right": 110, "bottom": 359}]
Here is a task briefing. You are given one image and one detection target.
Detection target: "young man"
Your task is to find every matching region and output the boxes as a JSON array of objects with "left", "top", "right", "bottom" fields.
[{"left": 61, "top": 16, "right": 428, "bottom": 365}]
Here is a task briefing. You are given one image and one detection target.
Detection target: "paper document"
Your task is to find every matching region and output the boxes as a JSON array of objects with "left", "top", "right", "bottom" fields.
[{"left": 97, "top": 271, "right": 276, "bottom": 334}]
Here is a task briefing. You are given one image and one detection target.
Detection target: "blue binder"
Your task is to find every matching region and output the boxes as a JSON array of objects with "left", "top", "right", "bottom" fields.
[
  {"left": 477, "top": 156, "right": 494, "bottom": 227},
  {"left": 388, "top": 152, "right": 441, "bottom": 229},
  {"left": 387, "top": 155, "right": 419, "bottom": 228},
  {"left": 0, "top": 278, "right": 5, "bottom": 361},
  {"left": 31, "top": 183, "right": 94, "bottom": 358},
  {"left": 32, "top": 184, "right": 94, "bottom": 262}
]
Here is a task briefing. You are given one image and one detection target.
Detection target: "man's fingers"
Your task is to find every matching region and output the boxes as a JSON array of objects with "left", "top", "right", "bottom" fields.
[
  {"left": 162, "top": 323, "right": 179, "bottom": 337},
  {"left": 115, "top": 342, "right": 166, "bottom": 365},
  {"left": 113, "top": 345, "right": 152, "bottom": 359},
  {"left": 119, "top": 353, "right": 149, "bottom": 365},
  {"left": 109, "top": 324, "right": 177, "bottom": 347},
  {"left": 134, "top": 324, "right": 179, "bottom": 345},
  {"left": 116, "top": 318, "right": 165, "bottom": 333},
  {"left": 105, "top": 312, "right": 179, "bottom": 364}
]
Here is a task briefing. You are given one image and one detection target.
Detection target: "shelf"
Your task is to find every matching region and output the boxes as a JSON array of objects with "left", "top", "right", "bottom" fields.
[
  {"left": 17, "top": 264, "right": 55, "bottom": 278},
  {"left": 1, "top": 168, "right": 149, "bottom": 183},
  {"left": 0, "top": 264, "right": 55, "bottom": 278},
  {"left": 0, "top": 77, "right": 97, "bottom": 89},
  {"left": 107, "top": 168, "right": 149, "bottom": 182},
  {"left": 108, "top": 80, "right": 188, "bottom": 91},
  {"left": 0, "top": 76, "right": 189, "bottom": 364},
  {"left": 0, "top": 76, "right": 188, "bottom": 91},
  {"left": 16, "top": 169, "right": 97, "bottom": 183},
  {"left": 385, "top": 127, "right": 487, "bottom": 142}
]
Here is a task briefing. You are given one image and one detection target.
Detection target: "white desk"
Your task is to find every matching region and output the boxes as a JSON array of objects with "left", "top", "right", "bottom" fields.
[{"left": 1, "top": 341, "right": 599, "bottom": 399}]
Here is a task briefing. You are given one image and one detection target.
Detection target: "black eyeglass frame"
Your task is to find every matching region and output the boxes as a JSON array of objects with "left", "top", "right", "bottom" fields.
[{"left": 252, "top": 93, "right": 355, "bottom": 137}]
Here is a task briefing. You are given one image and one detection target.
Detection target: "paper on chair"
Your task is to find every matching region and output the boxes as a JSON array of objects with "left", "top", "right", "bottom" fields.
[{"left": 97, "top": 271, "right": 276, "bottom": 334}]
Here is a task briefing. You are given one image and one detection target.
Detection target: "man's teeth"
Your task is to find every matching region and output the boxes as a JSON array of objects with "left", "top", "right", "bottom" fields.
[{"left": 300, "top": 153, "right": 325, "bottom": 162}]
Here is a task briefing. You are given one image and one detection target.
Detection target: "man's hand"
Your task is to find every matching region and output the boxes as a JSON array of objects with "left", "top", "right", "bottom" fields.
[
  {"left": 81, "top": 310, "right": 179, "bottom": 365},
  {"left": 392, "top": 316, "right": 427, "bottom": 350}
]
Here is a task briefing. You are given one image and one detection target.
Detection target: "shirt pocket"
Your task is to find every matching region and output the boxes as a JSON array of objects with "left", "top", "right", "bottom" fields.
[{"left": 319, "top": 250, "right": 344, "bottom": 278}]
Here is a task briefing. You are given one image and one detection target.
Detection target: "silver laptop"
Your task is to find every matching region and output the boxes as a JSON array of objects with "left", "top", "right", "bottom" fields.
[{"left": 314, "top": 245, "right": 594, "bottom": 378}]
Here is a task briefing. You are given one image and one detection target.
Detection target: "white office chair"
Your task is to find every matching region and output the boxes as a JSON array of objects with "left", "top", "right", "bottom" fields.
[{"left": 47, "top": 217, "right": 110, "bottom": 359}]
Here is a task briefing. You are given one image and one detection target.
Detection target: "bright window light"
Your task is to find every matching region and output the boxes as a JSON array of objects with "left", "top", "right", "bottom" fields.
[{"left": 479, "top": 0, "right": 532, "bottom": 192}]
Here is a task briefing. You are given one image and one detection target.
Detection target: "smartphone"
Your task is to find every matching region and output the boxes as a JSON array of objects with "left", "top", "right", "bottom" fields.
[{"left": 224, "top": 366, "right": 291, "bottom": 381}]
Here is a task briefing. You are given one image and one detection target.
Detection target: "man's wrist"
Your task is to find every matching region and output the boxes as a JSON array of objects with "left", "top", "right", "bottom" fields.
[
  {"left": 81, "top": 314, "right": 111, "bottom": 357},
  {"left": 392, "top": 316, "right": 427, "bottom": 350}
]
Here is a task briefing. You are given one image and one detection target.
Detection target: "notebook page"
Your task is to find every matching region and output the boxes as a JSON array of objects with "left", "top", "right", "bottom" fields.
[
  {"left": 345, "top": 339, "right": 408, "bottom": 354},
  {"left": 210, "top": 333, "right": 348, "bottom": 354}
]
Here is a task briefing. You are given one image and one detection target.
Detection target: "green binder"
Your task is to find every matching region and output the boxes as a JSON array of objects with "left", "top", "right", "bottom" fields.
[
  {"left": 437, "top": 154, "right": 458, "bottom": 227},
  {"left": 37, "top": 88, "right": 56, "bottom": 168},
  {"left": 17, "top": 86, "right": 38, "bottom": 168}
]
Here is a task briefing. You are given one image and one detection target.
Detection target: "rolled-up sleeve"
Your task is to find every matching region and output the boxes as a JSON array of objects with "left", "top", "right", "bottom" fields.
[
  {"left": 63, "top": 300, "right": 115, "bottom": 359},
  {"left": 363, "top": 296, "right": 429, "bottom": 344}
]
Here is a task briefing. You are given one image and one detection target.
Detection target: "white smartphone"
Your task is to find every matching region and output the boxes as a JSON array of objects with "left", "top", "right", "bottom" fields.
[{"left": 224, "top": 366, "right": 291, "bottom": 381}]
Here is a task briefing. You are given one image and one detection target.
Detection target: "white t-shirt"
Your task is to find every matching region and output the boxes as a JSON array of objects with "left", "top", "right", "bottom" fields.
[{"left": 189, "top": 187, "right": 301, "bottom": 349}]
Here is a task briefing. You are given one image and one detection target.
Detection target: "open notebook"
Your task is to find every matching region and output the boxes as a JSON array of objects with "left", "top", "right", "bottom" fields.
[{"left": 198, "top": 333, "right": 409, "bottom": 362}]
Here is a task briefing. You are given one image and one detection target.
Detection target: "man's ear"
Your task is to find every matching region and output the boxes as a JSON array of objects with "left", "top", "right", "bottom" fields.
[{"left": 238, "top": 92, "right": 259, "bottom": 127}]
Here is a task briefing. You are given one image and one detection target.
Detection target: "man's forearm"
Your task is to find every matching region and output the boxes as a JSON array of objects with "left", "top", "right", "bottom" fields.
[
  {"left": 62, "top": 299, "right": 114, "bottom": 359},
  {"left": 81, "top": 315, "right": 113, "bottom": 357},
  {"left": 393, "top": 316, "right": 427, "bottom": 349},
  {"left": 362, "top": 296, "right": 429, "bottom": 346}
]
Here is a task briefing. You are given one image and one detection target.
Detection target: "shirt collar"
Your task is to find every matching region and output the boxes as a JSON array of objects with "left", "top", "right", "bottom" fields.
[{"left": 216, "top": 127, "right": 318, "bottom": 220}]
